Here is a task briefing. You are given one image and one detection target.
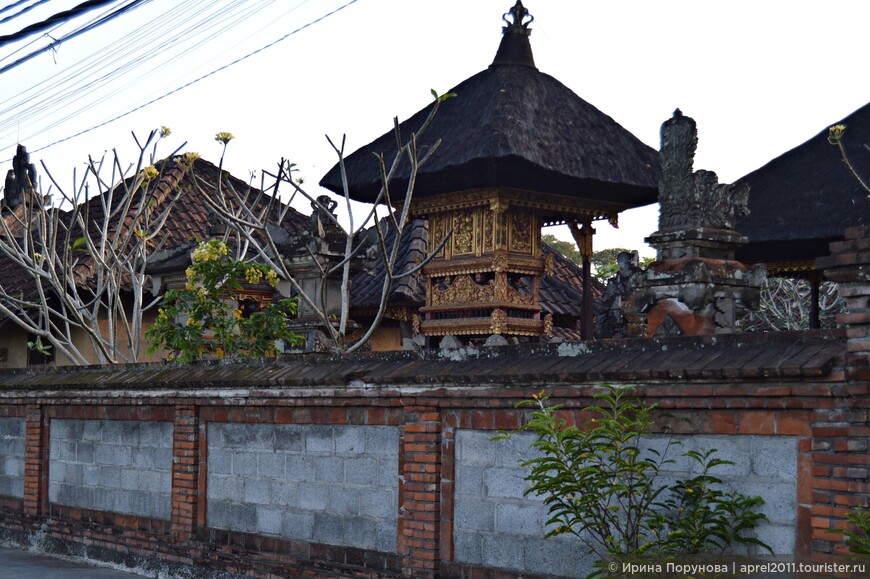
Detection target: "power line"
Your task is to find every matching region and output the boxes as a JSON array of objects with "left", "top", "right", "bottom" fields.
[
  {"left": 0, "top": 0, "right": 40, "bottom": 19},
  {"left": 0, "top": 0, "right": 123, "bottom": 47},
  {"left": 0, "top": 0, "right": 148, "bottom": 74},
  {"left": 18, "top": 0, "right": 360, "bottom": 158},
  {"left": 0, "top": 0, "right": 53, "bottom": 27}
]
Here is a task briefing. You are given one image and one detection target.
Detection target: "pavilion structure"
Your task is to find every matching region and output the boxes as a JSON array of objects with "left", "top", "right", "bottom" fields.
[
  {"left": 321, "top": 1, "right": 660, "bottom": 342},
  {"left": 736, "top": 102, "right": 870, "bottom": 328}
]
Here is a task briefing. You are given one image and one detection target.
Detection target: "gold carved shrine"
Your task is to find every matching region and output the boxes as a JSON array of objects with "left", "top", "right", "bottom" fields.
[{"left": 411, "top": 188, "right": 609, "bottom": 338}]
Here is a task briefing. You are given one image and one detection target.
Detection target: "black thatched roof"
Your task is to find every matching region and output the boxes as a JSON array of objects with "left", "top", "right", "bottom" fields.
[
  {"left": 736, "top": 102, "right": 870, "bottom": 267},
  {"left": 319, "top": 6, "right": 659, "bottom": 211}
]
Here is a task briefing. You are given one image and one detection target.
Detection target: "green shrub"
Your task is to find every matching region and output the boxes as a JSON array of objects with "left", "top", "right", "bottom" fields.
[
  {"left": 146, "top": 239, "right": 302, "bottom": 362},
  {"left": 497, "top": 386, "right": 771, "bottom": 576},
  {"left": 842, "top": 507, "right": 870, "bottom": 557}
]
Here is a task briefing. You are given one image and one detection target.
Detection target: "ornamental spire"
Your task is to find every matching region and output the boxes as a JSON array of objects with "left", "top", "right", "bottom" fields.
[
  {"left": 502, "top": 0, "right": 533, "bottom": 36},
  {"left": 491, "top": 1, "right": 536, "bottom": 68}
]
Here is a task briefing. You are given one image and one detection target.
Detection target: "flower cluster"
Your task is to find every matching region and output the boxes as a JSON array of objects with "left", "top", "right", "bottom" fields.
[
  {"left": 828, "top": 124, "right": 846, "bottom": 145},
  {"left": 141, "top": 166, "right": 159, "bottom": 181},
  {"left": 244, "top": 266, "right": 263, "bottom": 285},
  {"left": 215, "top": 131, "right": 234, "bottom": 145},
  {"left": 146, "top": 239, "right": 302, "bottom": 363},
  {"left": 191, "top": 239, "right": 229, "bottom": 263}
]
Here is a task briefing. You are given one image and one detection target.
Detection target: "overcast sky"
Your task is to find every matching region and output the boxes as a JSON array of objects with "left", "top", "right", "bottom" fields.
[{"left": 1, "top": 0, "right": 867, "bottom": 256}]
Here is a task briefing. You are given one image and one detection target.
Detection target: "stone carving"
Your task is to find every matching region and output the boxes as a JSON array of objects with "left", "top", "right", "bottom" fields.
[
  {"left": 594, "top": 251, "right": 642, "bottom": 339},
  {"left": 310, "top": 194, "right": 338, "bottom": 236},
  {"left": 4, "top": 145, "right": 37, "bottom": 209},
  {"left": 658, "top": 110, "right": 749, "bottom": 231},
  {"left": 620, "top": 110, "right": 766, "bottom": 337}
]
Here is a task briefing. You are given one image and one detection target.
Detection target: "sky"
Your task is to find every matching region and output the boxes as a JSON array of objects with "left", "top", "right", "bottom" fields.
[{"left": 0, "top": 0, "right": 868, "bottom": 257}]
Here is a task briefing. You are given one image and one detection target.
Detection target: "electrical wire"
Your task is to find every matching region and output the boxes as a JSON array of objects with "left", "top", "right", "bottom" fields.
[
  {"left": 0, "top": 0, "right": 53, "bottom": 27},
  {"left": 0, "top": 0, "right": 148, "bottom": 76},
  {"left": 2, "top": 0, "right": 360, "bottom": 160},
  {"left": 0, "top": 0, "right": 127, "bottom": 47},
  {"left": 0, "top": 0, "right": 41, "bottom": 18}
]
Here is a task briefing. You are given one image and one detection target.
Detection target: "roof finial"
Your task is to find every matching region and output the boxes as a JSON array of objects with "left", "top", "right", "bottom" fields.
[{"left": 503, "top": 1, "right": 533, "bottom": 36}]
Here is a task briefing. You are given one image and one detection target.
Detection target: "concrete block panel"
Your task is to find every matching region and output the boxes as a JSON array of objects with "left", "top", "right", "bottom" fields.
[
  {"left": 207, "top": 423, "right": 399, "bottom": 553},
  {"left": 49, "top": 419, "right": 172, "bottom": 520}
]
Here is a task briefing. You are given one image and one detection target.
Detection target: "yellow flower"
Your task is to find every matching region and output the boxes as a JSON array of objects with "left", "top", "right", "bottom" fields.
[
  {"left": 142, "top": 166, "right": 159, "bottom": 181},
  {"left": 159, "top": 126, "right": 171, "bottom": 138},
  {"left": 191, "top": 240, "right": 228, "bottom": 263},
  {"left": 245, "top": 267, "right": 263, "bottom": 285},
  {"left": 215, "top": 131, "right": 234, "bottom": 145},
  {"left": 265, "top": 269, "right": 279, "bottom": 287},
  {"left": 828, "top": 124, "right": 846, "bottom": 145}
]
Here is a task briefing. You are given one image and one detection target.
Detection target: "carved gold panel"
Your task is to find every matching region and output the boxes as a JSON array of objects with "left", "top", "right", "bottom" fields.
[
  {"left": 430, "top": 274, "right": 495, "bottom": 306},
  {"left": 453, "top": 211, "right": 475, "bottom": 255},
  {"left": 483, "top": 212, "right": 494, "bottom": 253},
  {"left": 509, "top": 209, "right": 532, "bottom": 254}
]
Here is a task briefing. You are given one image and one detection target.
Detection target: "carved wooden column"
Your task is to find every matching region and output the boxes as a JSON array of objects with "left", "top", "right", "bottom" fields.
[{"left": 569, "top": 220, "right": 595, "bottom": 340}]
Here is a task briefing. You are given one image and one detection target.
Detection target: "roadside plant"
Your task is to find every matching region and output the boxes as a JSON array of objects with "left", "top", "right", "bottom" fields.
[
  {"left": 647, "top": 448, "right": 769, "bottom": 554},
  {"left": 195, "top": 90, "right": 455, "bottom": 353},
  {"left": 841, "top": 507, "right": 870, "bottom": 557},
  {"left": 146, "top": 239, "right": 302, "bottom": 362},
  {"left": 498, "top": 386, "right": 770, "bottom": 576}
]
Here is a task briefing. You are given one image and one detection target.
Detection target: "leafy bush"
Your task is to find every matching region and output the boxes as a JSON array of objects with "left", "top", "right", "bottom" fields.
[
  {"left": 146, "top": 240, "right": 302, "bottom": 362},
  {"left": 842, "top": 507, "right": 870, "bottom": 557},
  {"left": 647, "top": 449, "right": 768, "bottom": 554},
  {"left": 498, "top": 386, "right": 770, "bottom": 575}
]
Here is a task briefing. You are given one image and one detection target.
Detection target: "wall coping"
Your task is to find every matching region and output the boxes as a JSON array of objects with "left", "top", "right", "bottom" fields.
[{"left": 0, "top": 330, "right": 845, "bottom": 394}]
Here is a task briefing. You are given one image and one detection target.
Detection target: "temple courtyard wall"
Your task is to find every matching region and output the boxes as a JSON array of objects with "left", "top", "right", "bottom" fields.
[
  {"left": 0, "top": 326, "right": 865, "bottom": 578},
  {"left": 0, "top": 226, "right": 868, "bottom": 577}
]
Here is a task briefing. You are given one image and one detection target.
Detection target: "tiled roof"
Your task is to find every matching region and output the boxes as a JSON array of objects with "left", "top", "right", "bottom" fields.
[
  {"left": 0, "top": 156, "right": 308, "bottom": 322},
  {"left": 0, "top": 330, "right": 843, "bottom": 391},
  {"left": 350, "top": 218, "right": 429, "bottom": 309}
]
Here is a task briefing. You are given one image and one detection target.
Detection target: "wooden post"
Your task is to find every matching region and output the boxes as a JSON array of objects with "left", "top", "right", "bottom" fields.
[{"left": 569, "top": 220, "right": 595, "bottom": 340}]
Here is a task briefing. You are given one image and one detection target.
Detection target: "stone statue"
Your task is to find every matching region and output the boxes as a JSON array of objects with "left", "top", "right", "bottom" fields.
[
  {"left": 658, "top": 110, "right": 749, "bottom": 231},
  {"left": 622, "top": 110, "right": 766, "bottom": 337},
  {"left": 594, "top": 250, "right": 642, "bottom": 339},
  {"left": 3, "top": 144, "right": 37, "bottom": 209}
]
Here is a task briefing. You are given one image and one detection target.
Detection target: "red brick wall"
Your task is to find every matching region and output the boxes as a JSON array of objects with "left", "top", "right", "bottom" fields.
[{"left": 0, "top": 363, "right": 865, "bottom": 579}]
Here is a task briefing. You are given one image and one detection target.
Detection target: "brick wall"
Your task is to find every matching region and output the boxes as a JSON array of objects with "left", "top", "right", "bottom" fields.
[{"left": 0, "top": 223, "right": 867, "bottom": 578}]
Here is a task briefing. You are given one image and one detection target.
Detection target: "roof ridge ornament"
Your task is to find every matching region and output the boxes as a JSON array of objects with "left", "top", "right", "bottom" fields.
[{"left": 503, "top": 1, "right": 533, "bottom": 36}]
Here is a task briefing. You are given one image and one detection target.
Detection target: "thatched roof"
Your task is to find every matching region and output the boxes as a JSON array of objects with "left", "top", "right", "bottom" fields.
[
  {"left": 319, "top": 5, "right": 659, "bottom": 212},
  {"left": 736, "top": 102, "right": 870, "bottom": 268}
]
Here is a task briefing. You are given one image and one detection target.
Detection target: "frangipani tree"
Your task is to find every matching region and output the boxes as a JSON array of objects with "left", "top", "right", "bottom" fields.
[
  {"left": 195, "top": 91, "right": 453, "bottom": 353},
  {"left": 0, "top": 130, "right": 183, "bottom": 364}
]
